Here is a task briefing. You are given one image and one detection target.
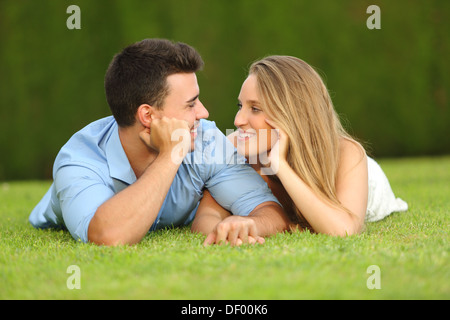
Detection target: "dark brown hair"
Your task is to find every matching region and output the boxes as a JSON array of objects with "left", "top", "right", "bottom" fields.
[{"left": 104, "top": 39, "right": 204, "bottom": 127}]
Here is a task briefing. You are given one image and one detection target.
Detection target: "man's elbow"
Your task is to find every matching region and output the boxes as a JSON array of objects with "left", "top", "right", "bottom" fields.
[
  {"left": 87, "top": 217, "right": 134, "bottom": 246},
  {"left": 88, "top": 226, "right": 121, "bottom": 246}
]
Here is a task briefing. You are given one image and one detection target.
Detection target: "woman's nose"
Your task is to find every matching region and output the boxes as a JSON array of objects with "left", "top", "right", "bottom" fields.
[{"left": 234, "top": 109, "right": 247, "bottom": 128}]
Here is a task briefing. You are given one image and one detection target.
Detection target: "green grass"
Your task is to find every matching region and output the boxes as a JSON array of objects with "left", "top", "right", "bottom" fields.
[{"left": 1, "top": 157, "right": 449, "bottom": 300}]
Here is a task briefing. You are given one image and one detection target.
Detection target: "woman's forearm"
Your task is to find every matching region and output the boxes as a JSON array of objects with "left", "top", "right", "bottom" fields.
[
  {"left": 191, "top": 212, "right": 227, "bottom": 235},
  {"left": 191, "top": 190, "right": 231, "bottom": 235},
  {"left": 276, "top": 161, "right": 361, "bottom": 236}
]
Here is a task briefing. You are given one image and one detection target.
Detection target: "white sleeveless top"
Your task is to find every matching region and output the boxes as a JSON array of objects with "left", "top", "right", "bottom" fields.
[{"left": 365, "top": 157, "right": 408, "bottom": 222}]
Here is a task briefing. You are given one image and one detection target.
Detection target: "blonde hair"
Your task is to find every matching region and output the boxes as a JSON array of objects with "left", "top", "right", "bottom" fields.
[{"left": 249, "top": 56, "right": 362, "bottom": 229}]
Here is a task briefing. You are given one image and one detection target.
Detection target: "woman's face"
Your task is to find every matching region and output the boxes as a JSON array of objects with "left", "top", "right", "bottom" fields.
[{"left": 233, "top": 75, "right": 278, "bottom": 159}]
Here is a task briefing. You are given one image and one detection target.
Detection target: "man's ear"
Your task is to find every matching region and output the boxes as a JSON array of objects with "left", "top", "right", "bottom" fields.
[{"left": 136, "top": 104, "right": 154, "bottom": 128}]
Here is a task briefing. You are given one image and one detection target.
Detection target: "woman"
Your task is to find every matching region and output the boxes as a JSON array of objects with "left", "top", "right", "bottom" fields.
[{"left": 192, "top": 55, "right": 407, "bottom": 242}]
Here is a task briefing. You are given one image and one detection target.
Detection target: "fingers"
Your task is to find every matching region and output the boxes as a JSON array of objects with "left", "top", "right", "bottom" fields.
[
  {"left": 139, "top": 127, "right": 151, "bottom": 142},
  {"left": 214, "top": 222, "right": 230, "bottom": 245},
  {"left": 228, "top": 223, "right": 241, "bottom": 246},
  {"left": 203, "top": 234, "right": 265, "bottom": 247},
  {"left": 203, "top": 233, "right": 216, "bottom": 246},
  {"left": 148, "top": 116, "right": 191, "bottom": 160},
  {"left": 203, "top": 217, "right": 264, "bottom": 247},
  {"left": 215, "top": 220, "right": 240, "bottom": 246},
  {"left": 247, "top": 235, "right": 265, "bottom": 245},
  {"left": 264, "top": 118, "right": 277, "bottom": 128},
  {"left": 264, "top": 119, "right": 286, "bottom": 139},
  {"left": 139, "top": 127, "right": 158, "bottom": 151},
  {"left": 238, "top": 227, "right": 249, "bottom": 245},
  {"left": 151, "top": 116, "right": 189, "bottom": 130},
  {"left": 254, "top": 236, "right": 266, "bottom": 245}
]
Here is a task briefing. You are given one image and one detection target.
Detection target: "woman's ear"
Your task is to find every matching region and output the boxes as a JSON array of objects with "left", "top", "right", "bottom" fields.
[{"left": 136, "top": 104, "right": 153, "bottom": 128}]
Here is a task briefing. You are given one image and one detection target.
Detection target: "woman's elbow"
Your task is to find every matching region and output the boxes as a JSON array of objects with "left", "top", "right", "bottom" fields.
[
  {"left": 331, "top": 225, "right": 361, "bottom": 237},
  {"left": 324, "top": 217, "right": 364, "bottom": 237}
]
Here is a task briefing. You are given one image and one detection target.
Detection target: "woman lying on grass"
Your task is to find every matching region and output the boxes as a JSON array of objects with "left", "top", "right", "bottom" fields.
[{"left": 193, "top": 55, "right": 407, "bottom": 245}]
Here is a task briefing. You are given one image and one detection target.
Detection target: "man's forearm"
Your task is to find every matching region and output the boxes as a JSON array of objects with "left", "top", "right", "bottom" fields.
[
  {"left": 248, "top": 202, "right": 290, "bottom": 237},
  {"left": 88, "top": 152, "right": 180, "bottom": 245}
]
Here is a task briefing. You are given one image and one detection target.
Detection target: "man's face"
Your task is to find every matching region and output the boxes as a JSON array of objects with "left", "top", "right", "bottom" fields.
[{"left": 153, "top": 73, "right": 209, "bottom": 150}]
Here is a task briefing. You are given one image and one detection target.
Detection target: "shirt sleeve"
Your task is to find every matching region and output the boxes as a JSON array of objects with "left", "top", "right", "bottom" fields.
[
  {"left": 54, "top": 164, "right": 115, "bottom": 243},
  {"left": 205, "top": 163, "right": 281, "bottom": 216}
]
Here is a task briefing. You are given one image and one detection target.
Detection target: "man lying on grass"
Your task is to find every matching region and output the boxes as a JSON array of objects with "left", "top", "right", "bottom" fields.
[{"left": 29, "top": 39, "right": 290, "bottom": 246}]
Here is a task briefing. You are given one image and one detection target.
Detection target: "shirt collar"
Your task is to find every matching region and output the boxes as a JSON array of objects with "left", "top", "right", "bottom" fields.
[{"left": 105, "top": 123, "right": 137, "bottom": 185}]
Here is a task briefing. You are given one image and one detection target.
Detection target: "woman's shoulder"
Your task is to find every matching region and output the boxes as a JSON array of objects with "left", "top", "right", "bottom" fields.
[
  {"left": 338, "top": 137, "right": 367, "bottom": 174},
  {"left": 340, "top": 137, "right": 366, "bottom": 158}
]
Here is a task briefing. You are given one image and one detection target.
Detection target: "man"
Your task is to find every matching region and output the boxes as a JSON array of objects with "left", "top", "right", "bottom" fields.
[{"left": 29, "top": 39, "right": 289, "bottom": 246}]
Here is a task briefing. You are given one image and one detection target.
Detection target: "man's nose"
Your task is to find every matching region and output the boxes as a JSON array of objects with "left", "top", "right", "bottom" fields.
[{"left": 195, "top": 101, "right": 209, "bottom": 120}]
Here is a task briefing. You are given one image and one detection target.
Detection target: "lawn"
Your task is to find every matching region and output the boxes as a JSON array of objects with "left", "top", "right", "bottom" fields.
[{"left": 0, "top": 156, "right": 448, "bottom": 301}]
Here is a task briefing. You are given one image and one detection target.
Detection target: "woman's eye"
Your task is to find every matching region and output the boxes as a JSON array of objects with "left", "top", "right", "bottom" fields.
[
  {"left": 237, "top": 103, "right": 242, "bottom": 110},
  {"left": 251, "top": 106, "right": 262, "bottom": 113}
]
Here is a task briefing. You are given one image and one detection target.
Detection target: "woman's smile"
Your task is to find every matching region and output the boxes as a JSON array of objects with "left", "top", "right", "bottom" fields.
[{"left": 237, "top": 129, "right": 257, "bottom": 141}]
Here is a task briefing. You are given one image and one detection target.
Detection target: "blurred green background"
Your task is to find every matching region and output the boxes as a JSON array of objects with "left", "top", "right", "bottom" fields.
[{"left": 1, "top": 0, "right": 449, "bottom": 180}]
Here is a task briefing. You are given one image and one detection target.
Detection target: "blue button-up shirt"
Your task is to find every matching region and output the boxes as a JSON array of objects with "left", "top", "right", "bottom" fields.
[{"left": 29, "top": 116, "right": 279, "bottom": 243}]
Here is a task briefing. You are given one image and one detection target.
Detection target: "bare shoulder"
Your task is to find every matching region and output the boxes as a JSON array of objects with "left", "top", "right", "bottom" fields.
[
  {"left": 336, "top": 138, "right": 369, "bottom": 227},
  {"left": 338, "top": 138, "right": 367, "bottom": 176}
]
